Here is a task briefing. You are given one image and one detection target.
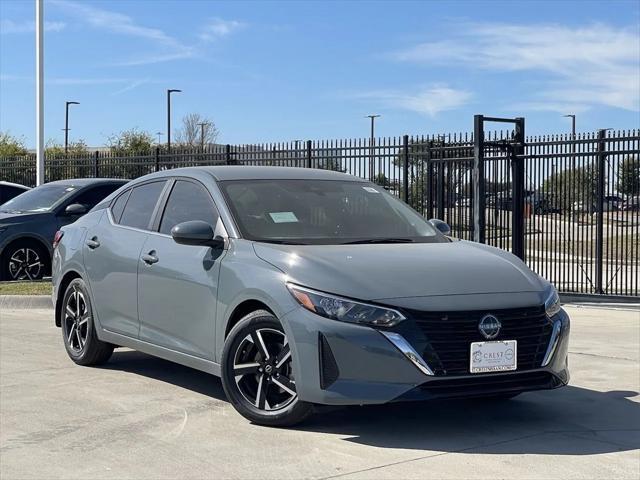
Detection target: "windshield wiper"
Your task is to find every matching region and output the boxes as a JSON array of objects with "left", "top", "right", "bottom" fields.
[
  {"left": 257, "top": 239, "right": 309, "bottom": 245},
  {"left": 342, "top": 238, "right": 415, "bottom": 244}
]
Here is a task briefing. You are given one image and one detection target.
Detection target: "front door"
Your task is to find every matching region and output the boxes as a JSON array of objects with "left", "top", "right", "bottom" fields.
[{"left": 137, "top": 179, "right": 225, "bottom": 359}]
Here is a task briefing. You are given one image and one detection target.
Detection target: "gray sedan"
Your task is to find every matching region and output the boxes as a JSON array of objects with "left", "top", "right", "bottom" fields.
[{"left": 52, "top": 167, "right": 570, "bottom": 426}]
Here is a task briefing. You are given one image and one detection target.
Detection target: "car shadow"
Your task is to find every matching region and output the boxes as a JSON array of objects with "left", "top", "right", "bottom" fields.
[{"left": 104, "top": 349, "right": 639, "bottom": 456}]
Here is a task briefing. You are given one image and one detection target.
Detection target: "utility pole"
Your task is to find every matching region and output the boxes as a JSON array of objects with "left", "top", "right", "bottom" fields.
[
  {"left": 365, "top": 114, "right": 380, "bottom": 181},
  {"left": 563, "top": 114, "right": 576, "bottom": 168},
  {"left": 63, "top": 101, "right": 80, "bottom": 153},
  {"left": 166, "top": 89, "right": 181, "bottom": 151},
  {"left": 35, "top": 0, "right": 44, "bottom": 185},
  {"left": 197, "top": 122, "right": 209, "bottom": 151}
]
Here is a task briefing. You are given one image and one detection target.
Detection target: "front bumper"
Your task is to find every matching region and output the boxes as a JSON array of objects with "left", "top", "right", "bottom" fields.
[{"left": 282, "top": 306, "right": 570, "bottom": 406}]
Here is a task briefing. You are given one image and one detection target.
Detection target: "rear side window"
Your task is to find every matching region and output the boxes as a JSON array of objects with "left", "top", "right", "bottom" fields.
[
  {"left": 159, "top": 180, "right": 219, "bottom": 235},
  {"left": 110, "top": 189, "right": 130, "bottom": 223},
  {"left": 119, "top": 181, "right": 166, "bottom": 230}
]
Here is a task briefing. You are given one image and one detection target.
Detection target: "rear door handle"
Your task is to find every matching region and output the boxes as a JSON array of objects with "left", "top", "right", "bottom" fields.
[
  {"left": 141, "top": 252, "right": 159, "bottom": 265},
  {"left": 86, "top": 237, "right": 100, "bottom": 249}
]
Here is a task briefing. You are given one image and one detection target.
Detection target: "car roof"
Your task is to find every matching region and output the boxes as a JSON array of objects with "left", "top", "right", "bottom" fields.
[
  {"left": 44, "top": 178, "right": 129, "bottom": 188},
  {"left": 141, "top": 166, "right": 364, "bottom": 182},
  {"left": 0, "top": 181, "right": 31, "bottom": 190}
]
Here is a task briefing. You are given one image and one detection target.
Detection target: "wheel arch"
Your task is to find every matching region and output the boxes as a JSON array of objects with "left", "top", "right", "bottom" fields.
[
  {"left": 55, "top": 270, "right": 82, "bottom": 327},
  {"left": 224, "top": 299, "right": 276, "bottom": 339}
]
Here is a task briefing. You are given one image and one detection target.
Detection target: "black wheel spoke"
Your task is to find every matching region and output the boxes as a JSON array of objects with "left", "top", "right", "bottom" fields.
[
  {"left": 272, "top": 374, "right": 296, "bottom": 395},
  {"left": 250, "top": 331, "right": 270, "bottom": 360},
  {"left": 275, "top": 343, "right": 291, "bottom": 368}
]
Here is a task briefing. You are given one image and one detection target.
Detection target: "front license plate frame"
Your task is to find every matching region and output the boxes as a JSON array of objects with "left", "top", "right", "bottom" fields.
[{"left": 470, "top": 340, "right": 517, "bottom": 373}]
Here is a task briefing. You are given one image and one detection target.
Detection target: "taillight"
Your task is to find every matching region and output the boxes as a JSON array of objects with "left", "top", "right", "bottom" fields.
[{"left": 53, "top": 230, "right": 64, "bottom": 249}]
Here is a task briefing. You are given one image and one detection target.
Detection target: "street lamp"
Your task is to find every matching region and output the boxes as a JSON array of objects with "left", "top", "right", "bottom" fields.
[
  {"left": 63, "top": 101, "right": 80, "bottom": 153},
  {"left": 156, "top": 131, "right": 164, "bottom": 145},
  {"left": 197, "top": 122, "right": 209, "bottom": 151},
  {"left": 365, "top": 114, "right": 381, "bottom": 181},
  {"left": 166, "top": 89, "right": 181, "bottom": 151}
]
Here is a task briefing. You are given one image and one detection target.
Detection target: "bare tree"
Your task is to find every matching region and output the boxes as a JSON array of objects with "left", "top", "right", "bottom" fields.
[{"left": 174, "top": 113, "right": 219, "bottom": 148}]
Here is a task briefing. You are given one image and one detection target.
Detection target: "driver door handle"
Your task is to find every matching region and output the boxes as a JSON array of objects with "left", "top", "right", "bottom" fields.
[
  {"left": 86, "top": 237, "right": 100, "bottom": 249},
  {"left": 141, "top": 252, "right": 159, "bottom": 265}
]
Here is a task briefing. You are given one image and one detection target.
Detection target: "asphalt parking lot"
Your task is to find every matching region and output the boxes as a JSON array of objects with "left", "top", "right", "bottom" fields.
[{"left": 1, "top": 305, "right": 638, "bottom": 479}]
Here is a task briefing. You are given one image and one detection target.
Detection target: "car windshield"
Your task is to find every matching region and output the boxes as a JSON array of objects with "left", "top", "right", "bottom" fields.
[
  {"left": 0, "top": 184, "right": 77, "bottom": 213},
  {"left": 220, "top": 179, "right": 442, "bottom": 245}
]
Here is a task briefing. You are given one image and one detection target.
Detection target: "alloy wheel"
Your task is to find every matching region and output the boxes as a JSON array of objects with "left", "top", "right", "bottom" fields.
[
  {"left": 232, "top": 328, "right": 297, "bottom": 412},
  {"left": 64, "top": 288, "right": 90, "bottom": 353},
  {"left": 8, "top": 248, "right": 42, "bottom": 280}
]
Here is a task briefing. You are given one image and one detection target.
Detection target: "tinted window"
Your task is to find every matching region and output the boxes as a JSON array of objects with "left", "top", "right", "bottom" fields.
[
  {"left": 71, "top": 184, "right": 122, "bottom": 210},
  {"left": 0, "top": 184, "right": 76, "bottom": 213},
  {"left": 1, "top": 186, "right": 27, "bottom": 204},
  {"left": 110, "top": 189, "right": 131, "bottom": 223},
  {"left": 119, "top": 181, "right": 166, "bottom": 230},
  {"left": 159, "top": 180, "right": 218, "bottom": 234},
  {"left": 220, "top": 179, "right": 440, "bottom": 245}
]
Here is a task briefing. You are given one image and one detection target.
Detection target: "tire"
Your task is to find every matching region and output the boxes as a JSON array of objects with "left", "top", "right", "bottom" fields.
[
  {"left": 61, "top": 278, "right": 113, "bottom": 366},
  {"left": 221, "top": 310, "right": 313, "bottom": 427},
  {"left": 1, "top": 241, "right": 49, "bottom": 281}
]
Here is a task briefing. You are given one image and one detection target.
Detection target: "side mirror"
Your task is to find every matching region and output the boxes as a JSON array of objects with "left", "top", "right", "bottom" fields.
[
  {"left": 428, "top": 218, "right": 451, "bottom": 236},
  {"left": 65, "top": 203, "right": 87, "bottom": 216},
  {"left": 171, "top": 220, "right": 225, "bottom": 249}
]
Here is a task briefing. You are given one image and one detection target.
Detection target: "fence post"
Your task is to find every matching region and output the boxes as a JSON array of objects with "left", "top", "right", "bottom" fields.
[
  {"left": 402, "top": 135, "right": 409, "bottom": 203},
  {"left": 94, "top": 150, "right": 99, "bottom": 178},
  {"left": 306, "top": 140, "right": 312, "bottom": 169},
  {"left": 595, "top": 129, "right": 607, "bottom": 294},
  {"left": 426, "top": 141, "right": 434, "bottom": 219},
  {"left": 225, "top": 144, "right": 234, "bottom": 165},
  {"left": 473, "top": 115, "right": 486, "bottom": 243},
  {"left": 155, "top": 147, "right": 160, "bottom": 172},
  {"left": 511, "top": 117, "right": 526, "bottom": 260}
]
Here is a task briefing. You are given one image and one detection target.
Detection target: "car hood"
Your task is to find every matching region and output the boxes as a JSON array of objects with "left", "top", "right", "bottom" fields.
[
  {"left": 0, "top": 211, "right": 48, "bottom": 226},
  {"left": 253, "top": 240, "right": 546, "bottom": 301}
]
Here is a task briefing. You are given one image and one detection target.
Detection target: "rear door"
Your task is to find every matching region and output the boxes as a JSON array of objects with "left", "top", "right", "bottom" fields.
[
  {"left": 84, "top": 180, "right": 167, "bottom": 337},
  {"left": 137, "top": 178, "right": 225, "bottom": 359}
]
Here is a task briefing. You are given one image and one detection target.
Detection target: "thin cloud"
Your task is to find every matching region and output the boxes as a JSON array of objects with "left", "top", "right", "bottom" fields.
[
  {"left": 111, "top": 79, "right": 150, "bottom": 95},
  {"left": 356, "top": 85, "right": 473, "bottom": 117},
  {"left": 392, "top": 22, "right": 640, "bottom": 112},
  {"left": 199, "top": 18, "right": 245, "bottom": 41},
  {"left": 50, "top": 0, "right": 194, "bottom": 65},
  {"left": 0, "top": 19, "right": 66, "bottom": 34}
]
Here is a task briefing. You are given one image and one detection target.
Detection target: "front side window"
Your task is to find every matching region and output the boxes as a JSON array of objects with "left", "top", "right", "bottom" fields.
[
  {"left": 0, "top": 184, "right": 76, "bottom": 213},
  {"left": 71, "top": 184, "right": 122, "bottom": 211},
  {"left": 159, "top": 180, "right": 219, "bottom": 234},
  {"left": 220, "top": 179, "right": 442, "bottom": 245},
  {"left": 119, "top": 181, "right": 166, "bottom": 230}
]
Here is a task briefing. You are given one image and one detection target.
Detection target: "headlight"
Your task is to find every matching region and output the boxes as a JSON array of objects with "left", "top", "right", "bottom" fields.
[
  {"left": 286, "top": 283, "right": 405, "bottom": 327},
  {"left": 544, "top": 287, "right": 561, "bottom": 317}
]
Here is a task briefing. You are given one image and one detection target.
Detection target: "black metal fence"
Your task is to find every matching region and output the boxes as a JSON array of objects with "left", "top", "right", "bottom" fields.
[{"left": 1, "top": 123, "right": 638, "bottom": 297}]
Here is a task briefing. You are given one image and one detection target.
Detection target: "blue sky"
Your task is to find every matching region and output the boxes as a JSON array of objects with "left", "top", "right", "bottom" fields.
[{"left": 1, "top": 0, "right": 639, "bottom": 147}]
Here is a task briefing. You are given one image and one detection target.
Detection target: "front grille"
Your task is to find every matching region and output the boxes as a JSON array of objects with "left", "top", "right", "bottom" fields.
[{"left": 407, "top": 306, "right": 553, "bottom": 376}]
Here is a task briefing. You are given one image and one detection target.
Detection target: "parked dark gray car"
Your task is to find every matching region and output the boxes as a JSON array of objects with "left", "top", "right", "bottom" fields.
[
  {"left": 0, "top": 179, "right": 127, "bottom": 280},
  {"left": 52, "top": 167, "right": 570, "bottom": 426}
]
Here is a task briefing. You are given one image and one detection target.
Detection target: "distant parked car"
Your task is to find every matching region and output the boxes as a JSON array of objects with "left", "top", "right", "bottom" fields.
[
  {"left": 0, "top": 179, "right": 128, "bottom": 281},
  {"left": 572, "top": 200, "right": 616, "bottom": 213},
  {"left": 621, "top": 196, "right": 639, "bottom": 212},
  {"left": 0, "top": 181, "right": 30, "bottom": 205}
]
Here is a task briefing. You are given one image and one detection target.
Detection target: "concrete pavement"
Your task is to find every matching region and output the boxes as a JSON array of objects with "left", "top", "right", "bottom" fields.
[{"left": 0, "top": 305, "right": 638, "bottom": 479}]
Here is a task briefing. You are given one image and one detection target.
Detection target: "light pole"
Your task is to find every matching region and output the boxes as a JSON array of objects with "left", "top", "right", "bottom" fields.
[
  {"left": 63, "top": 101, "right": 79, "bottom": 153},
  {"left": 35, "top": 0, "right": 44, "bottom": 185},
  {"left": 197, "top": 122, "right": 209, "bottom": 151},
  {"left": 366, "top": 114, "right": 380, "bottom": 181},
  {"left": 166, "top": 89, "right": 181, "bottom": 151},
  {"left": 156, "top": 131, "right": 163, "bottom": 146},
  {"left": 563, "top": 114, "right": 576, "bottom": 168}
]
